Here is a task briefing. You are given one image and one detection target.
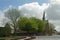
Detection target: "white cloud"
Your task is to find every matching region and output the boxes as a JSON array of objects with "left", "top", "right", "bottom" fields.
[
  {"left": 50, "top": 0, "right": 60, "bottom": 4},
  {"left": 0, "top": 11, "right": 5, "bottom": 27},
  {"left": 18, "top": 2, "right": 49, "bottom": 19},
  {"left": 46, "top": 4, "right": 60, "bottom": 20}
]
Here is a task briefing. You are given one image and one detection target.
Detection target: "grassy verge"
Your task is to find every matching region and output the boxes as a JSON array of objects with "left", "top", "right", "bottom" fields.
[
  {"left": 0, "top": 36, "right": 26, "bottom": 39},
  {"left": 0, "top": 36, "right": 36, "bottom": 40}
]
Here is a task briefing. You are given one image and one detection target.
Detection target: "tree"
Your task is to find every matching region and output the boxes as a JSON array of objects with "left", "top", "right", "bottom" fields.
[
  {"left": 4, "top": 23, "right": 11, "bottom": 36},
  {"left": 5, "top": 7, "right": 21, "bottom": 34},
  {"left": 18, "top": 17, "right": 38, "bottom": 34},
  {"left": 0, "top": 27, "right": 5, "bottom": 37},
  {"left": 18, "top": 17, "right": 46, "bottom": 35},
  {"left": 49, "top": 23, "right": 55, "bottom": 35},
  {"left": 30, "top": 17, "right": 46, "bottom": 33},
  {"left": 0, "top": 23, "right": 11, "bottom": 37}
]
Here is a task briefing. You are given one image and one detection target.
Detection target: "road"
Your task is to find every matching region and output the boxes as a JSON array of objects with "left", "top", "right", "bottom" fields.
[{"left": 33, "top": 35, "right": 60, "bottom": 40}]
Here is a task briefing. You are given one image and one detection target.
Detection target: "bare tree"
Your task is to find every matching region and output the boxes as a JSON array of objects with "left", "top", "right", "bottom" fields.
[{"left": 5, "top": 7, "right": 21, "bottom": 35}]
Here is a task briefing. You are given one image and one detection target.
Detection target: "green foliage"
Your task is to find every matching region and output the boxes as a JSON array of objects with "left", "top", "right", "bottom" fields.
[
  {"left": 45, "top": 23, "right": 55, "bottom": 35},
  {"left": 18, "top": 17, "right": 45, "bottom": 34},
  {"left": 49, "top": 23, "right": 55, "bottom": 33},
  {"left": 18, "top": 17, "right": 29, "bottom": 30},
  {"left": 18, "top": 17, "right": 38, "bottom": 33},
  {"left": 0, "top": 23, "right": 11, "bottom": 37},
  {"left": 0, "top": 27, "right": 5, "bottom": 37},
  {"left": 30, "top": 17, "right": 46, "bottom": 32},
  {"left": 4, "top": 23, "right": 11, "bottom": 36}
]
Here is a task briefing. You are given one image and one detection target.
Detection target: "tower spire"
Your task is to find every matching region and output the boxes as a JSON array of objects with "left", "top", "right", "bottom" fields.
[{"left": 43, "top": 11, "right": 45, "bottom": 21}]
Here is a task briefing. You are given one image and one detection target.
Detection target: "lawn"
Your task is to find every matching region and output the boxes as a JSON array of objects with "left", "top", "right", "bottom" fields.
[{"left": 0, "top": 36, "right": 26, "bottom": 40}]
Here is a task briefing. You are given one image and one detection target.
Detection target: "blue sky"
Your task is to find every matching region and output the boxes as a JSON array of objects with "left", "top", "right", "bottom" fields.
[{"left": 0, "top": 0, "right": 49, "bottom": 10}]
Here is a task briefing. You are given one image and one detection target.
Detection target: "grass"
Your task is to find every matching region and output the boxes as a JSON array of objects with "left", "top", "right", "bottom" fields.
[
  {"left": 0, "top": 36, "right": 36, "bottom": 40},
  {"left": 0, "top": 36, "right": 26, "bottom": 39}
]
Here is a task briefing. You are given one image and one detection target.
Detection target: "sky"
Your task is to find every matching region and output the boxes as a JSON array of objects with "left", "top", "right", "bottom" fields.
[
  {"left": 0, "top": 0, "right": 60, "bottom": 32},
  {"left": 0, "top": 0, "right": 49, "bottom": 10}
]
